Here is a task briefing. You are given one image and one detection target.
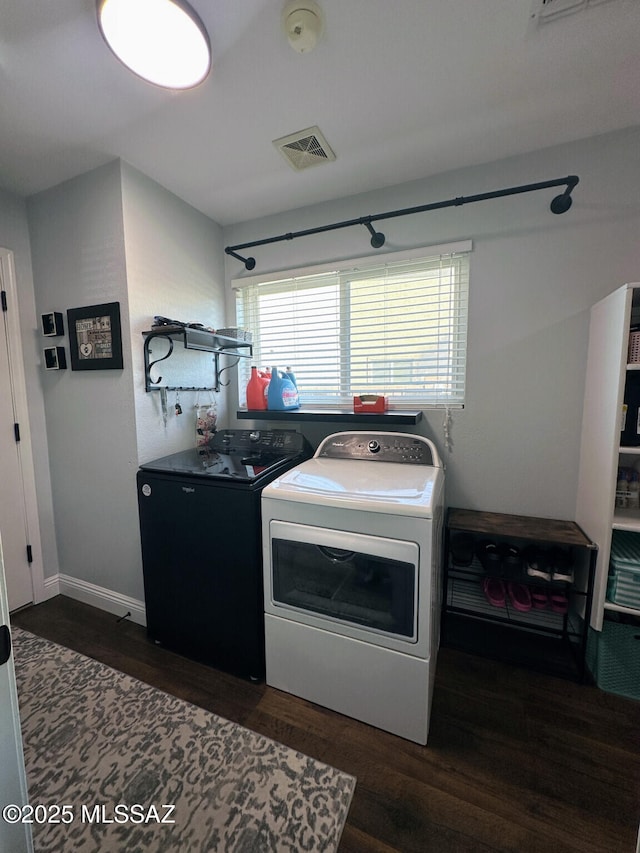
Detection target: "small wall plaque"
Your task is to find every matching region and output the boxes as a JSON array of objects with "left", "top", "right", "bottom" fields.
[
  {"left": 43, "top": 346, "right": 67, "bottom": 370},
  {"left": 42, "top": 312, "right": 64, "bottom": 337}
]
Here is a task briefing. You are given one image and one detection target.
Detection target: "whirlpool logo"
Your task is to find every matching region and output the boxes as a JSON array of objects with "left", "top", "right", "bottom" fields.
[{"left": 181, "top": 487, "right": 195, "bottom": 494}]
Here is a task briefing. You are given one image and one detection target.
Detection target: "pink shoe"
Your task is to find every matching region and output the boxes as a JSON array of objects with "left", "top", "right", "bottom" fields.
[
  {"left": 483, "top": 577, "right": 506, "bottom": 608},
  {"left": 550, "top": 591, "right": 569, "bottom": 614},
  {"left": 507, "top": 582, "right": 532, "bottom": 612},
  {"left": 531, "top": 587, "right": 549, "bottom": 609}
]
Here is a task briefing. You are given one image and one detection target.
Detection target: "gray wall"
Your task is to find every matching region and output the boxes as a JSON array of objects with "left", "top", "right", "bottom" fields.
[
  {"left": 121, "top": 162, "right": 226, "bottom": 465},
  {"left": 26, "top": 161, "right": 141, "bottom": 597},
  {"left": 26, "top": 160, "right": 225, "bottom": 601},
  {"left": 224, "top": 126, "right": 640, "bottom": 521}
]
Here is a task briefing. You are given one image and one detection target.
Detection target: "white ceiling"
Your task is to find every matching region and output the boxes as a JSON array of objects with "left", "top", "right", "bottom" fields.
[{"left": 0, "top": 0, "right": 639, "bottom": 226}]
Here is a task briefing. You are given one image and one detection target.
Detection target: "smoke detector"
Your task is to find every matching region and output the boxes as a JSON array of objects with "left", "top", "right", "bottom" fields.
[
  {"left": 282, "top": 1, "right": 324, "bottom": 53},
  {"left": 273, "top": 125, "right": 336, "bottom": 171}
]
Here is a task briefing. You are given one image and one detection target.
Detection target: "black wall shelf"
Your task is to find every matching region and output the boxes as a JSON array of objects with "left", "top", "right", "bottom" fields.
[
  {"left": 143, "top": 327, "right": 252, "bottom": 393},
  {"left": 237, "top": 408, "right": 423, "bottom": 425}
]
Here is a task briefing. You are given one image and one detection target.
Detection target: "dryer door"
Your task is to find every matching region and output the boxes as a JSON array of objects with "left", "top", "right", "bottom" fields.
[{"left": 267, "top": 520, "right": 419, "bottom": 646}]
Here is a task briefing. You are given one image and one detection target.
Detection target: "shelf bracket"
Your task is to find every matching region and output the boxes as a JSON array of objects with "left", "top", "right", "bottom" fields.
[{"left": 144, "top": 332, "right": 174, "bottom": 391}]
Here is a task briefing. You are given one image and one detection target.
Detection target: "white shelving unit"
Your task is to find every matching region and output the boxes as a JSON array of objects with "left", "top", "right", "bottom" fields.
[{"left": 576, "top": 283, "right": 640, "bottom": 629}]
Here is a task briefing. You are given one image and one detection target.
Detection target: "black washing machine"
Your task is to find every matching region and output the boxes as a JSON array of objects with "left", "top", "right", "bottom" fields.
[{"left": 136, "top": 429, "right": 310, "bottom": 680}]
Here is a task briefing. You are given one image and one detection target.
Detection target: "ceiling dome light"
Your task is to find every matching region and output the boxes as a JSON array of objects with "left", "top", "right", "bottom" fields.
[{"left": 97, "top": 0, "right": 211, "bottom": 90}]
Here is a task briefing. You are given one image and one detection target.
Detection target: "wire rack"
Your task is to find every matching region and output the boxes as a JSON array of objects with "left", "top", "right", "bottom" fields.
[{"left": 445, "top": 559, "right": 581, "bottom": 639}]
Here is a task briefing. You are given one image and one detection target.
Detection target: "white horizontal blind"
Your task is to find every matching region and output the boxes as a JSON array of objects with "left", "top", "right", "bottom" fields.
[{"left": 236, "top": 247, "right": 469, "bottom": 408}]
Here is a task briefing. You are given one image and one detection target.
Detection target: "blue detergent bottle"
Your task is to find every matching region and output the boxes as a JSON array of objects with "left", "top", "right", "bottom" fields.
[
  {"left": 267, "top": 366, "right": 300, "bottom": 410},
  {"left": 285, "top": 367, "right": 297, "bottom": 387}
]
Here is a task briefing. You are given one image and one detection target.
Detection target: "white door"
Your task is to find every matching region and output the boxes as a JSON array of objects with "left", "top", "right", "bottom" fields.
[
  {"left": 0, "top": 538, "right": 33, "bottom": 853},
  {"left": 0, "top": 250, "right": 42, "bottom": 611}
]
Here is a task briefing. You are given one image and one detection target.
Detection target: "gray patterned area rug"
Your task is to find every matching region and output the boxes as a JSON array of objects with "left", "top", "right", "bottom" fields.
[{"left": 11, "top": 628, "right": 355, "bottom": 853}]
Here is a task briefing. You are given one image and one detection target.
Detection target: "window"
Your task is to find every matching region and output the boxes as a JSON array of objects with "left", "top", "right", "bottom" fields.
[{"left": 235, "top": 241, "right": 470, "bottom": 409}]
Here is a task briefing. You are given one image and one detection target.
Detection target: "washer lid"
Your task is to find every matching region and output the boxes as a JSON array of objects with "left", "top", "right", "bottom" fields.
[{"left": 262, "top": 457, "right": 443, "bottom": 517}]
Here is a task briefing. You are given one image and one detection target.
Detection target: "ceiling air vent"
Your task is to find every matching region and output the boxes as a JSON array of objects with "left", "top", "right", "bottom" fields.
[{"left": 273, "top": 126, "right": 336, "bottom": 171}]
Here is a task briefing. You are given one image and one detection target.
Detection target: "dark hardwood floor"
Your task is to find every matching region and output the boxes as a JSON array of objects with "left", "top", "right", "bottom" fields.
[{"left": 11, "top": 595, "right": 640, "bottom": 853}]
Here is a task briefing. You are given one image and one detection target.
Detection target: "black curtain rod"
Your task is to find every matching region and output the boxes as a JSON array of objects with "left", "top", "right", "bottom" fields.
[{"left": 225, "top": 174, "right": 579, "bottom": 271}]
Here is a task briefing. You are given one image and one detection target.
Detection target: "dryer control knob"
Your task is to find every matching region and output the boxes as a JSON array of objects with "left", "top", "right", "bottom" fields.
[{"left": 368, "top": 440, "right": 381, "bottom": 454}]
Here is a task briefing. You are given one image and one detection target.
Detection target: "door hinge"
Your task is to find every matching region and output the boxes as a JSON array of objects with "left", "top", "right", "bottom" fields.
[
  {"left": 1, "top": 290, "right": 7, "bottom": 312},
  {"left": 26, "top": 545, "right": 33, "bottom": 564},
  {"left": 14, "top": 423, "right": 20, "bottom": 443}
]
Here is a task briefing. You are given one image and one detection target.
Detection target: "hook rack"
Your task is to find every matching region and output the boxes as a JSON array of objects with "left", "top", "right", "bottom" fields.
[
  {"left": 225, "top": 174, "right": 579, "bottom": 270},
  {"left": 142, "top": 329, "right": 252, "bottom": 393}
]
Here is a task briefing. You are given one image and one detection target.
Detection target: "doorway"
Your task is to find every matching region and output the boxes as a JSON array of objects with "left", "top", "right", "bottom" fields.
[{"left": 0, "top": 249, "right": 45, "bottom": 611}]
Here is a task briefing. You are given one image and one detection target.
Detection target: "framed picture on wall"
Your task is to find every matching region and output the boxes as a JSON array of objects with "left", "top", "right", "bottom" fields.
[{"left": 67, "top": 302, "right": 123, "bottom": 371}]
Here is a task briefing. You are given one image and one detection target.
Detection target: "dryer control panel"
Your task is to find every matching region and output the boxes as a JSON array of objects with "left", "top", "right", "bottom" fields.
[{"left": 316, "top": 431, "right": 441, "bottom": 467}]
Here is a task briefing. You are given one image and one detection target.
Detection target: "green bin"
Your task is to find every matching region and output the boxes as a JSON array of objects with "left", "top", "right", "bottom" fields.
[
  {"left": 608, "top": 531, "right": 640, "bottom": 609},
  {"left": 586, "top": 620, "right": 640, "bottom": 701}
]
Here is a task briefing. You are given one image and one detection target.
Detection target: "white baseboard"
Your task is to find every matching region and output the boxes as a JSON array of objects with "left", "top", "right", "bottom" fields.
[
  {"left": 42, "top": 575, "right": 60, "bottom": 600},
  {"left": 45, "top": 573, "right": 147, "bottom": 627}
]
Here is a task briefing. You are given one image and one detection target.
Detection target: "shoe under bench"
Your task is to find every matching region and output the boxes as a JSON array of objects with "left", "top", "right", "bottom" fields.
[{"left": 442, "top": 508, "right": 598, "bottom": 682}]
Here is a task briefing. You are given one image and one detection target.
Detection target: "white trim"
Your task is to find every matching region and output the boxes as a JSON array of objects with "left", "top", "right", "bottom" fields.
[
  {"left": 232, "top": 239, "right": 473, "bottom": 289},
  {"left": 42, "top": 574, "right": 60, "bottom": 600},
  {"left": 0, "top": 248, "right": 46, "bottom": 607},
  {"left": 55, "top": 573, "right": 147, "bottom": 626}
]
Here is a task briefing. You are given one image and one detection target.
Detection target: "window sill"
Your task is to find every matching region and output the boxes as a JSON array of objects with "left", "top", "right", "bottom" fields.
[{"left": 237, "top": 408, "right": 423, "bottom": 425}]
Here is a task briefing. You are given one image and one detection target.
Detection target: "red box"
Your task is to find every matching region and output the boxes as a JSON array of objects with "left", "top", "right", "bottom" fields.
[{"left": 353, "top": 394, "right": 388, "bottom": 414}]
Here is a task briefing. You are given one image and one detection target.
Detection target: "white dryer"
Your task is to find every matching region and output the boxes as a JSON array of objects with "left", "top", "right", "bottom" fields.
[{"left": 261, "top": 431, "right": 445, "bottom": 745}]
